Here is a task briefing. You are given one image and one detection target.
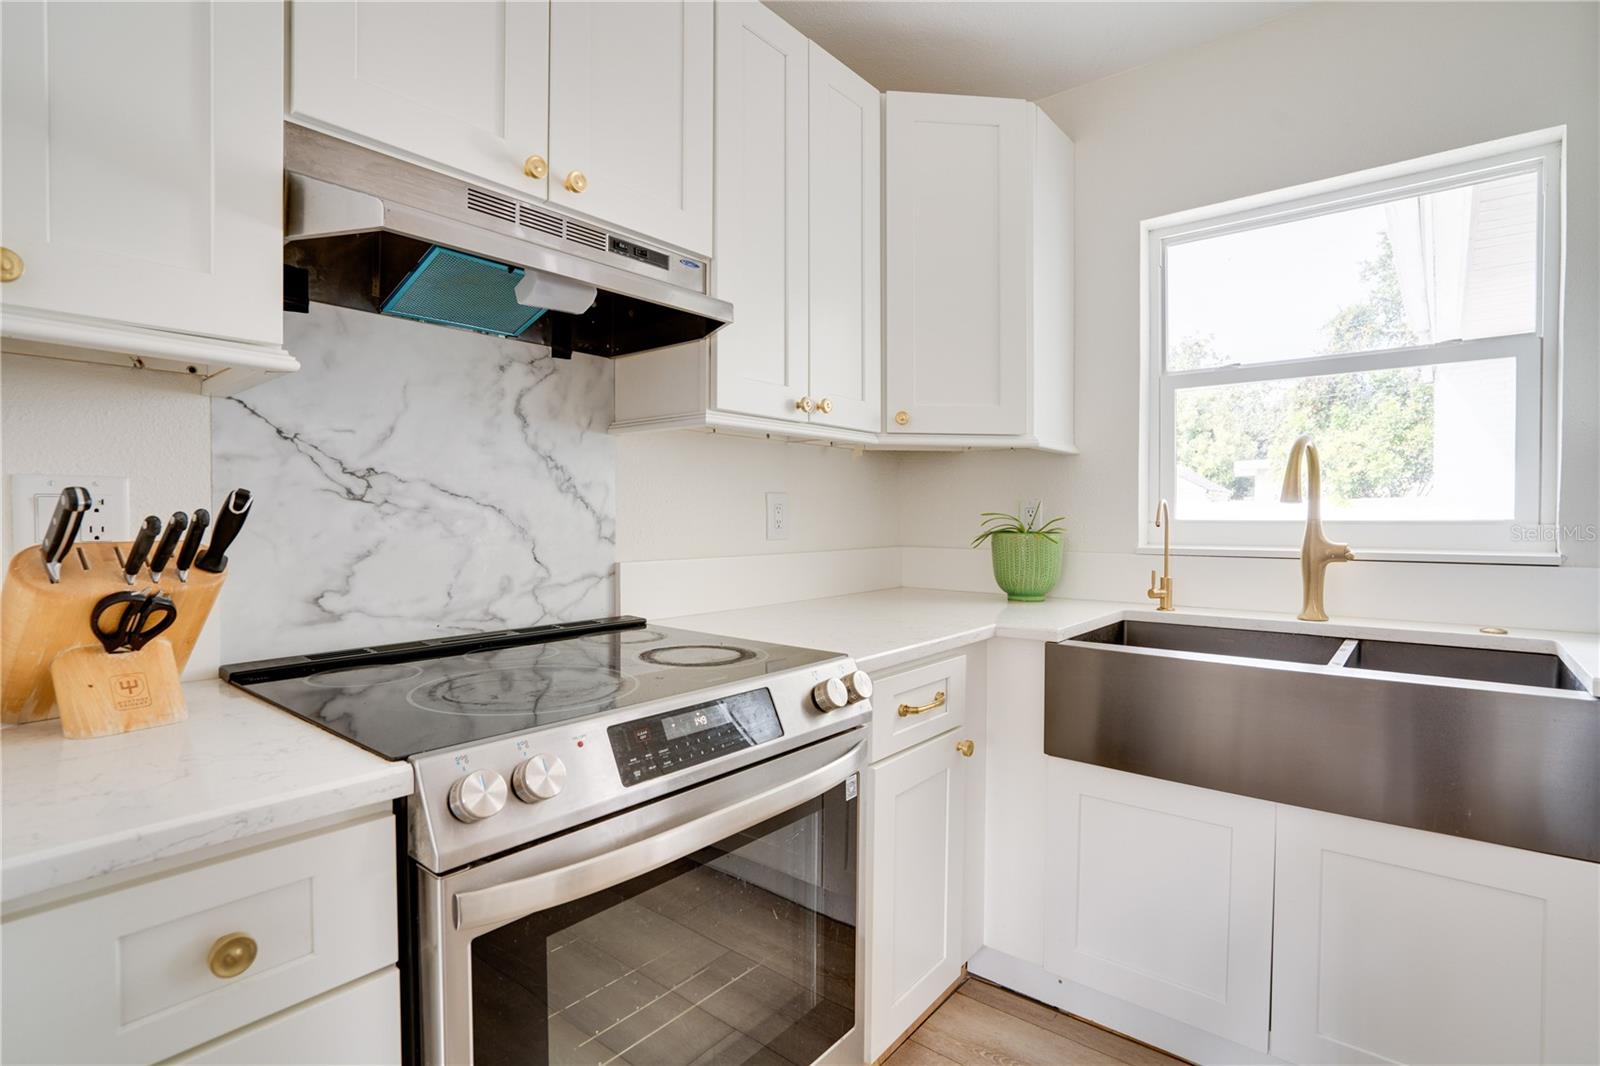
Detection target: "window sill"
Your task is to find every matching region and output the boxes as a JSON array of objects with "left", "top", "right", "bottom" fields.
[{"left": 1135, "top": 544, "right": 1566, "bottom": 566}]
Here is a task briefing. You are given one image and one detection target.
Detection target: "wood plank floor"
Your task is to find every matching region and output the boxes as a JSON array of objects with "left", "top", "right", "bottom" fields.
[{"left": 885, "top": 977, "right": 1190, "bottom": 1066}]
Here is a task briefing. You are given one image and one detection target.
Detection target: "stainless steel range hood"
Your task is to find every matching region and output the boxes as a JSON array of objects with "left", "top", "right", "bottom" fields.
[{"left": 283, "top": 124, "right": 731, "bottom": 358}]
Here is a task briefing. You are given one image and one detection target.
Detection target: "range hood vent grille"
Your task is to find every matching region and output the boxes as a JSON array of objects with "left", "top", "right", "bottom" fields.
[
  {"left": 518, "top": 203, "right": 564, "bottom": 237},
  {"left": 464, "top": 187, "right": 517, "bottom": 224},
  {"left": 565, "top": 220, "right": 608, "bottom": 251}
]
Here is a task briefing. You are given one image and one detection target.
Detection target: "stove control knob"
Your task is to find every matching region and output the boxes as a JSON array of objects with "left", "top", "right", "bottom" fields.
[
  {"left": 448, "top": 769, "right": 507, "bottom": 823},
  {"left": 811, "top": 676, "right": 849, "bottom": 712},
  {"left": 513, "top": 753, "right": 567, "bottom": 802},
  {"left": 843, "top": 670, "right": 873, "bottom": 703}
]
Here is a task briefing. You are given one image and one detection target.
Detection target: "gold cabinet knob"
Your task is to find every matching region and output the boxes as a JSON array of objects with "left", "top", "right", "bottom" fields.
[
  {"left": 0, "top": 247, "right": 23, "bottom": 283},
  {"left": 208, "top": 932, "right": 258, "bottom": 979},
  {"left": 564, "top": 170, "right": 588, "bottom": 194},
  {"left": 795, "top": 396, "right": 815, "bottom": 414},
  {"left": 523, "top": 154, "right": 549, "bottom": 180},
  {"left": 955, "top": 739, "right": 975, "bottom": 758},
  {"left": 816, "top": 398, "right": 834, "bottom": 414},
  {"left": 894, "top": 410, "right": 909, "bottom": 426}
]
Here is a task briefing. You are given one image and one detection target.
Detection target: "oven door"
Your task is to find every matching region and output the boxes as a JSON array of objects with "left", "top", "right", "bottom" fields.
[{"left": 418, "top": 729, "right": 866, "bottom": 1066}]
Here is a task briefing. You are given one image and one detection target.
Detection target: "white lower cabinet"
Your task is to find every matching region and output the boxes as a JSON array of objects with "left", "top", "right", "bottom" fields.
[
  {"left": 1, "top": 814, "right": 398, "bottom": 1065},
  {"left": 1271, "top": 805, "right": 1600, "bottom": 1066},
  {"left": 1041, "top": 759, "right": 1275, "bottom": 1052},
  {"left": 174, "top": 967, "right": 401, "bottom": 1065},
  {"left": 865, "top": 730, "right": 969, "bottom": 1060}
]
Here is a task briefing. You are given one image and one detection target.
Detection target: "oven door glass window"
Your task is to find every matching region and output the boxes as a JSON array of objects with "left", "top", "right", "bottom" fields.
[{"left": 470, "top": 782, "right": 857, "bottom": 1066}]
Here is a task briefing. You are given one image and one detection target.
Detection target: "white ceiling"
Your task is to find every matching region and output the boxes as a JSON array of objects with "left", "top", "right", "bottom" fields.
[{"left": 765, "top": 1, "right": 1305, "bottom": 101}]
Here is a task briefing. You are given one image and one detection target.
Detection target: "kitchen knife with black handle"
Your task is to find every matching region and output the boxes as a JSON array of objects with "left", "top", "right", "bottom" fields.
[
  {"left": 124, "top": 515, "right": 162, "bottom": 586},
  {"left": 175, "top": 508, "right": 210, "bottom": 583},
  {"left": 196, "top": 489, "right": 251, "bottom": 575},
  {"left": 147, "top": 511, "right": 188, "bottom": 582},
  {"left": 39, "top": 486, "right": 93, "bottom": 583}
]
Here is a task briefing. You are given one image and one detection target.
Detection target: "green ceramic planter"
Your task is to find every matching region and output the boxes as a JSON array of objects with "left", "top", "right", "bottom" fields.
[{"left": 989, "top": 531, "right": 1063, "bottom": 602}]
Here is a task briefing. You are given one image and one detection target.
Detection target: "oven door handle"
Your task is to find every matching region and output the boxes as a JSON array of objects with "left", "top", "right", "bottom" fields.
[{"left": 452, "top": 739, "right": 865, "bottom": 933}]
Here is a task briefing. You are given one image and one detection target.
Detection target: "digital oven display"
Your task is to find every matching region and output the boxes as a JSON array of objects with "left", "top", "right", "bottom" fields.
[
  {"left": 661, "top": 702, "right": 732, "bottom": 740},
  {"left": 608, "top": 688, "right": 784, "bottom": 786}
]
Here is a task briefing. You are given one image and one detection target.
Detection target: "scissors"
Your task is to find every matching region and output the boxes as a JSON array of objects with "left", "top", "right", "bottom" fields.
[{"left": 90, "top": 589, "right": 178, "bottom": 654}]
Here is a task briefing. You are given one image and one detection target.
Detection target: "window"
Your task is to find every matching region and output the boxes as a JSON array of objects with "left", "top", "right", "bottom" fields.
[{"left": 1142, "top": 132, "right": 1562, "bottom": 561}]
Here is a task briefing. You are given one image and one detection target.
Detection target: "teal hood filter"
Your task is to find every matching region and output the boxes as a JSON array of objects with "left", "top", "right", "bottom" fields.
[{"left": 380, "top": 246, "right": 548, "bottom": 337}]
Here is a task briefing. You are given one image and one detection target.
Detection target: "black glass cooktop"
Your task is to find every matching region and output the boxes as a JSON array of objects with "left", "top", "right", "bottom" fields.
[{"left": 220, "top": 617, "right": 839, "bottom": 760}]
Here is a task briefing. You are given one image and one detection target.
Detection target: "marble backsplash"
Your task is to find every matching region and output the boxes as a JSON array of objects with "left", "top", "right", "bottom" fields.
[{"left": 212, "top": 304, "right": 616, "bottom": 662}]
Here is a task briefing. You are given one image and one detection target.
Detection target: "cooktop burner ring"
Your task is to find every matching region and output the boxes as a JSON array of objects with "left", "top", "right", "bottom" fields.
[
  {"left": 403, "top": 667, "right": 641, "bottom": 717},
  {"left": 303, "top": 663, "right": 426, "bottom": 689},
  {"left": 639, "top": 644, "right": 762, "bottom": 668}
]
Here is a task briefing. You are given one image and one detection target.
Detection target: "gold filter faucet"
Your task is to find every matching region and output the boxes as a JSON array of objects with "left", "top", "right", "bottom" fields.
[
  {"left": 1280, "top": 435, "right": 1355, "bottom": 621},
  {"left": 1146, "top": 498, "right": 1174, "bottom": 611}
]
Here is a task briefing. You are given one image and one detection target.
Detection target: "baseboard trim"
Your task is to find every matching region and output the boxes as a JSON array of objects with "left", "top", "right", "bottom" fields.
[{"left": 965, "top": 947, "right": 1287, "bottom": 1066}]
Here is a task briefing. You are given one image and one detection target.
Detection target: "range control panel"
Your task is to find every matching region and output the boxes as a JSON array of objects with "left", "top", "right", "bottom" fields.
[{"left": 608, "top": 689, "right": 784, "bottom": 786}]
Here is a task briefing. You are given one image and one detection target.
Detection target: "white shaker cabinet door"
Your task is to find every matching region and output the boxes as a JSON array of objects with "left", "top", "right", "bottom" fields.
[
  {"left": 548, "top": 1, "right": 713, "bottom": 255},
  {"left": 865, "top": 734, "right": 967, "bottom": 1060},
  {"left": 709, "top": 0, "right": 809, "bottom": 424},
  {"left": 1042, "top": 760, "right": 1275, "bottom": 1052},
  {"left": 884, "top": 93, "right": 1030, "bottom": 436},
  {"left": 288, "top": 0, "right": 551, "bottom": 199},
  {"left": 1, "top": 0, "right": 283, "bottom": 345},
  {"left": 1271, "top": 806, "right": 1600, "bottom": 1066},
  {"left": 806, "top": 43, "right": 882, "bottom": 434}
]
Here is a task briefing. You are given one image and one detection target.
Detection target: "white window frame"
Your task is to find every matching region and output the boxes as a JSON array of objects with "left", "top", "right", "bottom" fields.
[{"left": 1139, "top": 129, "right": 1564, "bottom": 564}]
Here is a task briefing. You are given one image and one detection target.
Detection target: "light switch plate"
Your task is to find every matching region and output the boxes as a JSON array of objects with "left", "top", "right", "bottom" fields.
[{"left": 10, "top": 474, "right": 131, "bottom": 552}]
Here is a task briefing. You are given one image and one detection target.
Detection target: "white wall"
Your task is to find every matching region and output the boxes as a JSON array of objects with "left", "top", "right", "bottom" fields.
[
  {"left": 616, "top": 431, "right": 902, "bottom": 561},
  {"left": 0, "top": 354, "right": 212, "bottom": 563},
  {"left": 895, "top": 1, "right": 1600, "bottom": 627}
]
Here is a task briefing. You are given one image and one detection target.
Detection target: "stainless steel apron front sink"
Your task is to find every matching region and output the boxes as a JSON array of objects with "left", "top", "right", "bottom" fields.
[{"left": 1045, "top": 620, "right": 1598, "bottom": 862}]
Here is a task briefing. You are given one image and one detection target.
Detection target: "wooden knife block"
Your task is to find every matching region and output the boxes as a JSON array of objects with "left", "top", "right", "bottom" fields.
[
  {"left": 50, "top": 640, "right": 186, "bottom": 739},
  {"left": 1, "top": 541, "right": 225, "bottom": 728}
]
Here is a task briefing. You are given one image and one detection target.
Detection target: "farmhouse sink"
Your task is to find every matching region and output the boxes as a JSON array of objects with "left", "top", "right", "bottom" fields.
[{"left": 1046, "top": 618, "right": 1598, "bottom": 862}]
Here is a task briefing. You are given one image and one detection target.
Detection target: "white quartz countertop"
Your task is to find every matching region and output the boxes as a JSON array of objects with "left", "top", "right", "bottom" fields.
[
  {"left": 1, "top": 679, "right": 413, "bottom": 905},
  {"left": 664, "top": 587, "right": 1600, "bottom": 692}
]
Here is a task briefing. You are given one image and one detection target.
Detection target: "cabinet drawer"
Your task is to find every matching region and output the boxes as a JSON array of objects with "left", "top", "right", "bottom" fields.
[
  {"left": 2, "top": 814, "right": 397, "bottom": 1065},
  {"left": 174, "top": 967, "right": 401, "bottom": 1065},
  {"left": 871, "top": 654, "right": 967, "bottom": 760}
]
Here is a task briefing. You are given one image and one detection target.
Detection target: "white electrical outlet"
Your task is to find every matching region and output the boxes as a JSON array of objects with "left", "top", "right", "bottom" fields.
[
  {"left": 10, "top": 474, "right": 131, "bottom": 551},
  {"left": 1021, "top": 498, "right": 1043, "bottom": 527},
  {"left": 766, "top": 492, "right": 790, "bottom": 541}
]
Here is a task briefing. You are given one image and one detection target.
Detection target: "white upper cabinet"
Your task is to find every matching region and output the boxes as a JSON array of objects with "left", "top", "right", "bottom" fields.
[
  {"left": 287, "top": 0, "right": 711, "bottom": 254},
  {"left": 548, "top": 1, "right": 713, "bottom": 255},
  {"left": 288, "top": 1, "right": 552, "bottom": 200},
  {"left": 1, "top": 0, "right": 291, "bottom": 386},
  {"left": 709, "top": 0, "right": 810, "bottom": 422},
  {"left": 621, "top": 3, "right": 882, "bottom": 441},
  {"left": 805, "top": 43, "right": 881, "bottom": 434},
  {"left": 884, "top": 94, "right": 1074, "bottom": 451}
]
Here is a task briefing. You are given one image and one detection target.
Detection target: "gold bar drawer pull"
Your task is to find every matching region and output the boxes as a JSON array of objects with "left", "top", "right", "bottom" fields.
[{"left": 898, "top": 690, "right": 947, "bottom": 717}]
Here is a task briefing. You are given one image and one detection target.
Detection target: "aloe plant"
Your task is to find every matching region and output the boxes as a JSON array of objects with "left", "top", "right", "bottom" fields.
[{"left": 970, "top": 509, "right": 1067, "bottom": 548}]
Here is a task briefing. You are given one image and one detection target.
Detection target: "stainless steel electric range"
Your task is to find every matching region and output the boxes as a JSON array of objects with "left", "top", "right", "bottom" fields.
[{"left": 222, "top": 616, "right": 874, "bottom": 1066}]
